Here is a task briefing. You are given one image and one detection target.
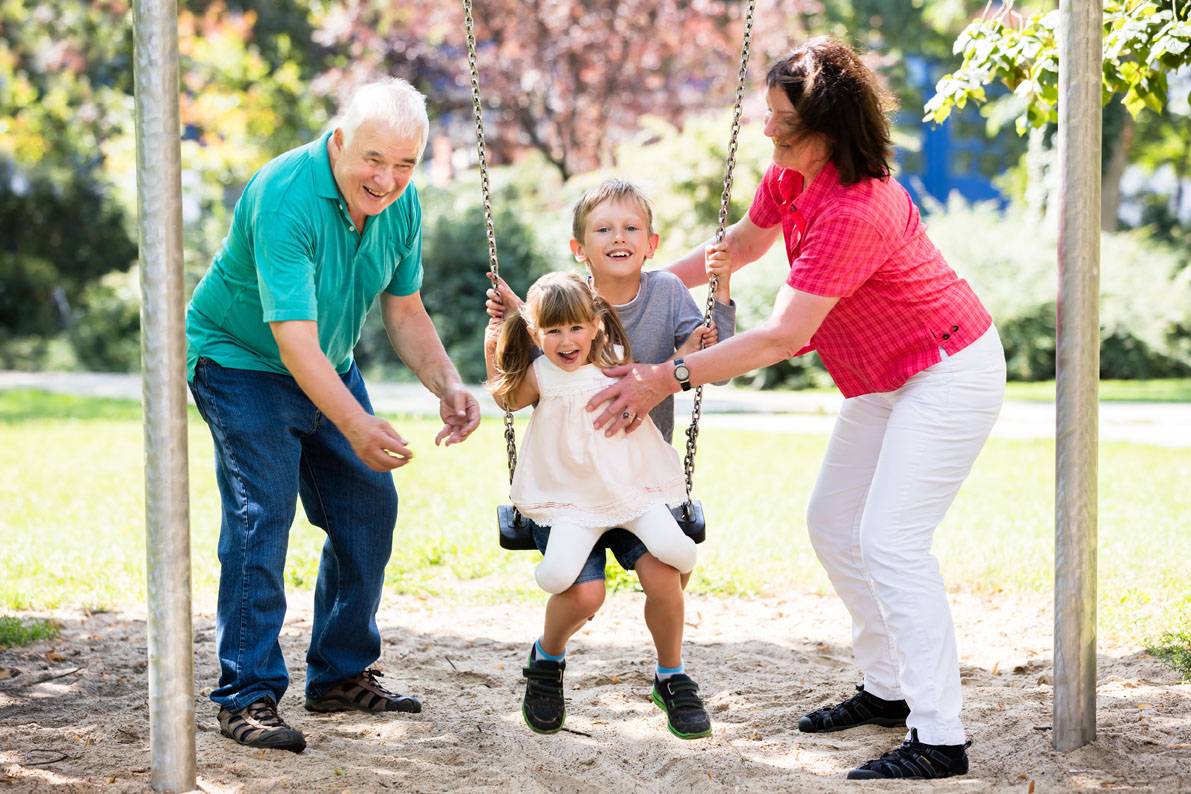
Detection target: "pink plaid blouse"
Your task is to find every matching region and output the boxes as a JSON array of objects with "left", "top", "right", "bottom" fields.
[{"left": 748, "top": 162, "right": 992, "bottom": 397}]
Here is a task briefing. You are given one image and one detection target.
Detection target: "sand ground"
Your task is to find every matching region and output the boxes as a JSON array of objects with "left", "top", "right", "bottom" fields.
[{"left": 2, "top": 590, "right": 1188, "bottom": 792}]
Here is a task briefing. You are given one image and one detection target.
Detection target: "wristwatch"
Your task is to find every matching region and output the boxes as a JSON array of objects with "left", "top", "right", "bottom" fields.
[{"left": 673, "top": 358, "right": 692, "bottom": 392}]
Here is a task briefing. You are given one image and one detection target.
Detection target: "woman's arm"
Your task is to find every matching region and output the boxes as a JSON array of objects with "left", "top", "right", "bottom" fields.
[
  {"left": 588, "top": 285, "right": 838, "bottom": 434},
  {"left": 665, "top": 215, "right": 782, "bottom": 288}
]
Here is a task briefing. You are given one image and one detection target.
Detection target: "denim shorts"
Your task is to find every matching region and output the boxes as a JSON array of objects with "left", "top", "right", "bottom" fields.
[{"left": 530, "top": 525, "right": 649, "bottom": 585}]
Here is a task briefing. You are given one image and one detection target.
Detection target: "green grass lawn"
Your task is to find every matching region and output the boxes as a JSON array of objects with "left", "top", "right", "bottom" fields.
[
  {"left": 1003, "top": 378, "right": 1191, "bottom": 403},
  {"left": 1, "top": 389, "right": 1187, "bottom": 651},
  {"left": 792, "top": 378, "right": 1191, "bottom": 403}
]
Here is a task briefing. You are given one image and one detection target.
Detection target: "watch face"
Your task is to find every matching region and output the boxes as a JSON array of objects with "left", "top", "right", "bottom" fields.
[{"left": 674, "top": 364, "right": 690, "bottom": 382}]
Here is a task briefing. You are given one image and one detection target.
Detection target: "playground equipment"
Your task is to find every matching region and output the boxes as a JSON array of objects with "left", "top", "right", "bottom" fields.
[{"left": 132, "top": 1, "right": 1102, "bottom": 788}]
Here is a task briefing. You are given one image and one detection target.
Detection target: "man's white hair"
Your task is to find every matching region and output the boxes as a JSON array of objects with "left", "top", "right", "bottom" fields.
[{"left": 337, "top": 78, "right": 429, "bottom": 158}]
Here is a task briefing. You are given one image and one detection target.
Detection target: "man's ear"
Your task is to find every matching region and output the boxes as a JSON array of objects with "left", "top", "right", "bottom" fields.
[{"left": 569, "top": 238, "right": 587, "bottom": 263}]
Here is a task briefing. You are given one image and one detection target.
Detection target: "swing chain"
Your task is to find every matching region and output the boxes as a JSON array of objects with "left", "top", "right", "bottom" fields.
[
  {"left": 463, "top": 0, "right": 517, "bottom": 482},
  {"left": 683, "top": 0, "right": 756, "bottom": 501}
]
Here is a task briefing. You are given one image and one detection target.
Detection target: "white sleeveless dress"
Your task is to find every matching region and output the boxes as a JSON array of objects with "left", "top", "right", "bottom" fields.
[{"left": 511, "top": 355, "right": 687, "bottom": 530}]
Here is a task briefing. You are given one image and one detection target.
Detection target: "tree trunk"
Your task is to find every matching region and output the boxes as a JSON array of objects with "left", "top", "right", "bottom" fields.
[{"left": 1101, "top": 111, "right": 1133, "bottom": 232}]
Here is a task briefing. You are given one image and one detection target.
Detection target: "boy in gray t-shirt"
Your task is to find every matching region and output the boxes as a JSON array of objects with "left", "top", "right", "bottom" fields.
[
  {"left": 486, "top": 179, "right": 733, "bottom": 740},
  {"left": 611, "top": 267, "right": 734, "bottom": 443}
]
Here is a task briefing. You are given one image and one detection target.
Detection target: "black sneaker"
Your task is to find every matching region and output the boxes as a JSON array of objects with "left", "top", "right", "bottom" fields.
[
  {"left": 846, "top": 728, "right": 970, "bottom": 780},
  {"left": 521, "top": 648, "right": 565, "bottom": 734},
  {"left": 798, "top": 684, "right": 909, "bottom": 733},
  {"left": 650, "top": 674, "right": 712, "bottom": 739},
  {"left": 305, "top": 668, "right": 422, "bottom": 713},
  {"left": 218, "top": 698, "right": 306, "bottom": 753}
]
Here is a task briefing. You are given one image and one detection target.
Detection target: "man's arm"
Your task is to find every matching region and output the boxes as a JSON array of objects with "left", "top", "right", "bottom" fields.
[
  {"left": 381, "top": 291, "right": 481, "bottom": 446},
  {"left": 271, "top": 320, "right": 413, "bottom": 471}
]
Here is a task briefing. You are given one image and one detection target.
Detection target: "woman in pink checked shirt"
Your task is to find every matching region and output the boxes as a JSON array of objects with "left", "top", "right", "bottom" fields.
[{"left": 588, "top": 37, "right": 1005, "bottom": 781}]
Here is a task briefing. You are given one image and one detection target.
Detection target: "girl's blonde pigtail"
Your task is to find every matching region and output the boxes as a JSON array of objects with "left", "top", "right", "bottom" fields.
[{"left": 488, "top": 308, "right": 535, "bottom": 408}]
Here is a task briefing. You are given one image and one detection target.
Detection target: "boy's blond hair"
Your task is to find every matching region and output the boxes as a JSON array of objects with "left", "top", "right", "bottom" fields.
[{"left": 571, "top": 179, "right": 655, "bottom": 241}]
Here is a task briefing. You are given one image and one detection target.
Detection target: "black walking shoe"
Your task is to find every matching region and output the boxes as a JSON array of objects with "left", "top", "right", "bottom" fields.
[
  {"left": 650, "top": 674, "right": 712, "bottom": 739},
  {"left": 846, "top": 729, "right": 970, "bottom": 780},
  {"left": 798, "top": 684, "right": 909, "bottom": 733},
  {"left": 521, "top": 648, "right": 566, "bottom": 734},
  {"left": 218, "top": 698, "right": 306, "bottom": 753},
  {"left": 305, "top": 668, "right": 422, "bottom": 713}
]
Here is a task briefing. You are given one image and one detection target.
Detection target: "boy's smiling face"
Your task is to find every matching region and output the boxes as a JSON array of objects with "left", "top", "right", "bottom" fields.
[{"left": 570, "top": 198, "right": 659, "bottom": 288}]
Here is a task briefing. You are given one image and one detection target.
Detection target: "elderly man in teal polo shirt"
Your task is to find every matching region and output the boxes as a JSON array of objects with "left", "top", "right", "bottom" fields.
[{"left": 186, "top": 78, "right": 480, "bottom": 753}]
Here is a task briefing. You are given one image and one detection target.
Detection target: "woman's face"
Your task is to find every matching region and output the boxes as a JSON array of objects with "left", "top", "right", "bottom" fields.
[{"left": 763, "top": 85, "right": 824, "bottom": 173}]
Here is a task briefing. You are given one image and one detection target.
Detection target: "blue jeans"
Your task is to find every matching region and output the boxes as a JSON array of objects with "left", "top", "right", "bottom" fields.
[{"left": 189, "top": 358, "right": 398, "bottom": 710}]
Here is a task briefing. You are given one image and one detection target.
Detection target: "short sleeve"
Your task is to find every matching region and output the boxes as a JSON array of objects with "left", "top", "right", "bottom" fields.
[
  {"left": 671, "top": 281, "right": 703, "bottom": 351},
  {"left": 747, "top": 165, "right": 804, "bottom": 229},
  {"left": 385, "top": 187, "right": 424, "bottom": 297},
  {"left": 253, "top": 211, "right": 318, "bottom": 322},
  {"left": 786, "top": 212, "right": 886, "bottom": 298},
  {"left": 747, "top": 165, "right": 784, "bottom": 228}
]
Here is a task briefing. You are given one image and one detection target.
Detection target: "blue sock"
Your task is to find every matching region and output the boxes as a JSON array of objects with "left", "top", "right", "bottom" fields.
[
  {"left": 656, "top": 661, "right": 685, "bottom": 681},
  {"left": 534, "top": 638, "right": 565, "bottom": 663}
]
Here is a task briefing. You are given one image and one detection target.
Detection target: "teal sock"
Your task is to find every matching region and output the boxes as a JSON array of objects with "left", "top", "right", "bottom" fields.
[
  {"left": 656, "top": 661, "right": 685, "bottom": 681},
  {"left": 534, "top": 638, "right": 565, "bottom": 663}
]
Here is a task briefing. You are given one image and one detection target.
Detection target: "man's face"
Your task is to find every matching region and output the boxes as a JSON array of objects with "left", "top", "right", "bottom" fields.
[{"left": 328, "top": 119, "right": 420, "bottom": 222}]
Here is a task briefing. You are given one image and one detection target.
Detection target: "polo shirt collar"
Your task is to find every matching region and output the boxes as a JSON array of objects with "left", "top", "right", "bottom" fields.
[
  {"left": 313, "top": 130, "right": 342, "bottom": 201},
  {"left": 792, "top": 159, "right": 839, "bottom": 218}
]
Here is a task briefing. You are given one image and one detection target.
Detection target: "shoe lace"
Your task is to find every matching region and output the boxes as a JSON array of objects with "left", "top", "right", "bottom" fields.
[
  {"left": 857, "top": 732, "right": 961, "bottom": 779},
  {"left": 246, "top": 699, "right": 285, "bottom": 728},
  {"left": 357, "top": 667, "right": 396, "bottom": 696},
  {"left": 808, "top": 685, "right": 864, "bottom": 721}
]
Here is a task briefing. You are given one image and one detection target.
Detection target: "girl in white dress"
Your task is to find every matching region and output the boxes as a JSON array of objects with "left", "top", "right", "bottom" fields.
[{"left": 484, "top": 271, "right": 697, "bottom": 595}]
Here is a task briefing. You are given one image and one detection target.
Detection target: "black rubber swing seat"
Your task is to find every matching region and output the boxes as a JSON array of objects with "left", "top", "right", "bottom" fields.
[{"left": 497, "top": 501, "right": 706, "bottom": 551}]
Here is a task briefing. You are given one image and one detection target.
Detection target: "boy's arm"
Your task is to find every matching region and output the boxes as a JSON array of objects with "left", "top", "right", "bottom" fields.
[{"left": 670, "top": 279, "right": 735, "bottom": 386}]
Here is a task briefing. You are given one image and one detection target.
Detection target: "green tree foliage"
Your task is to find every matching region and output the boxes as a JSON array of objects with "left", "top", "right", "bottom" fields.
[
  {"left": 0, "top": 0, "right": 330, "bottom": 366},
  {"left": 925, "top": 1, "right": 1191, "bottom": 134}
]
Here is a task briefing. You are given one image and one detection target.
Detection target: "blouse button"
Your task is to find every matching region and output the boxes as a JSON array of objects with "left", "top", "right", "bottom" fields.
[
  {"left": 942, "top": 333, "right": 951, "bottom": 340},
  {"left": 952, "top": 325, "right": 959, "bottom": 332}
]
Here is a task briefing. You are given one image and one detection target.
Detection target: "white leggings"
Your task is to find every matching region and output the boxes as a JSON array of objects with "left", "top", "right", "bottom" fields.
[
  {"left": 534, "top": 502, "right": 697, "bottom": 594},
  {"left": 806, "top": 326, "right": 1005, "bottom": 745}
]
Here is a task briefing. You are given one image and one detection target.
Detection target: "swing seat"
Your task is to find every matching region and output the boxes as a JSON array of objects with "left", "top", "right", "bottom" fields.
[{"left": 497, "top": 501, "right": 706, "bottom": 551}]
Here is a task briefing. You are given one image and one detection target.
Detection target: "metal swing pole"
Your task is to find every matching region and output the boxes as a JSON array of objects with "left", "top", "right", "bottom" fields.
[
  {"left": 133, "top": 0, "right": 196, "bottom": 788},
  {"left": 1054, "top": 0, "right": 1101, "bottom": 752}
]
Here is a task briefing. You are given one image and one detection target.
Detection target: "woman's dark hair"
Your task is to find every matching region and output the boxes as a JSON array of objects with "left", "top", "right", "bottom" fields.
[{"left": 766, "top": 37, "right": 897, "bottom": 185}]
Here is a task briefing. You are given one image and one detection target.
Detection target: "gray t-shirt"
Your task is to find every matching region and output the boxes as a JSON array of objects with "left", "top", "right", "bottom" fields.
[{"left": 615, "top": 270, "right": 736, "bottom": 443}]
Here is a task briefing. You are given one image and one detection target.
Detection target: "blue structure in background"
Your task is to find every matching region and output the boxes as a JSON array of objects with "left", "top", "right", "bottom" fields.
[{"left": 897, "top": 56, "right": 1008, "bottom": 209}]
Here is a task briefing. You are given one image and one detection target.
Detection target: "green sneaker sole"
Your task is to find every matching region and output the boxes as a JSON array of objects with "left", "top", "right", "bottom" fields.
[
  {"left": 650, "top": 688, "right": 712, "bottom": 740},
  {"left": 522, "top": 703, "right": 564, "bottom": 735}
]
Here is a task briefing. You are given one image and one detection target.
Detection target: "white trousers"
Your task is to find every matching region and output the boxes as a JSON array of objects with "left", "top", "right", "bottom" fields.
[
  {"left": 806, "top": 326, "right": 1005, "bottom": 745},
  {"left": 534, "top": 502, "right": 697, "bottom": 594}
]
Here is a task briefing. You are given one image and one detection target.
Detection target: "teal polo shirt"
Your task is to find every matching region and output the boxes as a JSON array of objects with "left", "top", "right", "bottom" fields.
[{"left": 185, "top": 130, "right": 423, "bottom": 380}]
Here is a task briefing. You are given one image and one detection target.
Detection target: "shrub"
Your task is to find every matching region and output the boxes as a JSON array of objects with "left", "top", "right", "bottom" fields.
[
  {"left": 69, "top": 267, "right": 142, "bottom": 372},
  {"left": 354, "top": 182, "right": 553, "bottom": 383},
  {"left": 927, "top": 198, "right": 1191, "bottom": 380}
]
